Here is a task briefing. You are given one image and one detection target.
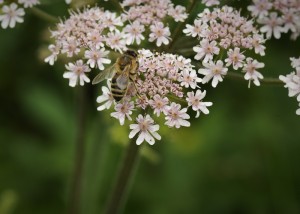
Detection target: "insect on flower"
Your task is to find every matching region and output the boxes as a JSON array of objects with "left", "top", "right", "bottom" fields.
[{"left": 92, "top": 50, "right": 140, "bottom": 102}]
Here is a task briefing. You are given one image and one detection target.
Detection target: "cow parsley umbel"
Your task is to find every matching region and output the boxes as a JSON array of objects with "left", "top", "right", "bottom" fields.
[
  {"left": 97, "top": 50, "right": 212, "bottom": 145},
  {"left": 184, "top": 6, "right": 266, "bottom": 88}
]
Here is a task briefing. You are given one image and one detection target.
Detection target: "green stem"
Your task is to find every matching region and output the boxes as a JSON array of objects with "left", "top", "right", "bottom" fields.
[
  {"left": 167, "top": 0, "right": 198, "bottom": 51},
  {"left": 29, "top": 7, "right": 58, "bottom": 23},
  {"left": 227, "top": 72, "right": 283, "bottom": 86},
  {"left": 68, "top": 87, "right": 87, "bottom": 214},
  {"left": 167, "top": 94, "right": 188, "bottom": 105},
  {"left": 104, "top": 139, "right": 141, "bottom": 214}
]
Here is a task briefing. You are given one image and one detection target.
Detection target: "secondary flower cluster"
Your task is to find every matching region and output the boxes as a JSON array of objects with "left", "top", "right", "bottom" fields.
[
  {"left": 279, "top": 57, "right": 300, "bottom": 115},
  {"left": 45, "top": 7, "right": 127, "bottom": 86},
  {"left": 184, "top": 6, "right": 266, "bottom": 88},
  {"left": 97, "top": 49, "right": 212, "bottom": 145},
  {"left": 121, "top": 0, "right": 187, "bottom": 46},
  {"left": 45, "top": 3, "right": 189, "bottom": 87},
  {"left": 248, "top": 0, "right": 300, "bottom": 40},
  {"left": 0, "top": 0, "right": 39, "bottom": 29}
]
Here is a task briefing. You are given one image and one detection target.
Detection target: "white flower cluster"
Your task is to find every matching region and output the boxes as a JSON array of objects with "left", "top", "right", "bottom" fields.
[
  {"left": 0, "top": 0, "right": 39, "bottom": 29},
  {"left": 121, "top": 0, "right": 188, "bottom": 47},
  {"left": 184, "top": 6, "right": 266, "bottom": 88},
  {"left": 248, "top": 0, "right": 300, "bottom": 40},
  {"left": 45, "top": 4, "right": 189, "bottom": 87},
  {"left": 279, "top": 57, "right": 300, "bottom": 115},
  {"left": 97, "top": 49, "right": 212, "bottom": 145},
  {"left": 45, "top": 7, "right": 129, "bottom": 86}
]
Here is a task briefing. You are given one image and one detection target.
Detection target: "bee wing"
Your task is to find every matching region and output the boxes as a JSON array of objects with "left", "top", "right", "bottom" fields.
[
  {"left": 116, "top": 73, "right": 129, "bottom": 90},
  {"left": 92, "top": 65, "right": 116, "bottom": 85}
]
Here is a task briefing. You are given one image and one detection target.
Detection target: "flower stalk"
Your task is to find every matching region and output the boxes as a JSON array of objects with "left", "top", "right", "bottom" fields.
[
  {"left": 227, "top": 72, "right": 283, "bottom": 86},
  {"left": 68, "top": 87, "right": 87, "bottom": 214},
  {"left": 104, "top": 138, "right": 141, "bottom": 214},
  {"left": 29, "top": 7, "right": 58, "bottom": 23}
]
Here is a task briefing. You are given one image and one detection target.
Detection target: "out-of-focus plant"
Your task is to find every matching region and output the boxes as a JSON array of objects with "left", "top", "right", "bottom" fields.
[{"left": 2, "top": 0, "right": 300, "bottom": 213}]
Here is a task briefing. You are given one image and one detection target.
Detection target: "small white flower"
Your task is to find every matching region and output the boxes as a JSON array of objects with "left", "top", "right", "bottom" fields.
[
  {"left": 180, "top": 69, "right": 202, "bottom": 89},
  {"left": 18, "top": 0, "right": 40, "bottom": 8},
  {"left": 111, "top": 101, "right": 134, "bottom": 125},
  {"left": 148, "top": 95, "right": 169, "bottom": 116},
  {"left": 105, "top": 31, "right": 127, "bottom": 53},
  {"left": 129, "top": 114, "right": 161, "bottom": 145},
  {"left": 242, "top": 58, "right": 264, "bottom": 87},
  {"left": 165, "top": 102, "right": 190, "bottom": 128},
  {"left": 149, "top": 22, "right": 171, "bottom": 47},
  {"left": 44, "top": 44, "right": 60, "bottom": 66},
  {"left": 103, "top": 11, "right": 123, "bottom": 31},
  {"left": 183, "top": 20, "right": 208, "bottom": 38},
  {"left": 85, "top": 48, "right": 111, "bottom": 70},
  {"left": 168, "top": 5, "right": 188, "bottom": 22},
  {"left": 279, "top": 72, "right": 300, "bottom": 97},
  {"left": 65, "top": 0, "right": 71, "bottom": 4},
  {"left": 247, "top": 0, "right": 272, "bottom": 18},
  {"left": 0, "top": 3, "right": 25, "bottom": 29},
  {"left": 198, "top": 60, "right": 228, "bottom": 88},
  {"left": 97, "top": 86, "right": 115, "bottom": 111},
  {"left": 123, "top": 21, "right": 145, "bottom": 45},
  {"left": 63, "top": 60, "right": 91, "bottom": 87},
  {"left": 290, "top": 57, "right": 300, "bottom": 69},
  {"left": 61, "top": 37, "right": 80, "bottom": 58},
  {"left": 87, "top": 30, "right": 105, "bottom": 49},
  {"left": 193, "top": 39, "right": 220, "bottom": 63},
  {"left": 186, "top": 90, "right": 213, "bottom": 118},
  {"left": 225, "top": 47, "right": 246, "bottom": 70},
  {"left": 259, "top": 12, "right": 285, "bottom": 39},
  {"left": 252, "top": 34, "right": 266, "bottom": 56}
]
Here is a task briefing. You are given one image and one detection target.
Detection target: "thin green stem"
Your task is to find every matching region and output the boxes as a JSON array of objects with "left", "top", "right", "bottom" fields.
[
  {"left": 29, "top": 7, "right": 58, "bottom": 23},
  {"left": 68, "top": 87, "right": 87, "bottom": 214},
  {"left": 227, "top": 72, "right": 283, "bottom": 86},
  {"left": 167, "top": 0, "right": 198, "bottom": 51},
  {"left": 104, "top": 139, "right": 141, "bottom": 214},
  {"left": 167, "top": 94, "right": 188, "bottom": 105}
]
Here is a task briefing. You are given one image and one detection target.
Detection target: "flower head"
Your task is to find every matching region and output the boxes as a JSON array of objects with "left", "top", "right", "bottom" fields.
[
  {"left": 184, "top": 6, "right": 266, "bottom": 87},
  {"left": 93, "top": 50, "right": 212, "bottom": 145},
  {"left": 242, "top": 58, "right": 265, "bottom": 87},
  {"left": 97, "top": 86, "right": 115, "bottom": 111},
  {"left": 121, "top": 0, "right": 187, "bottom": 47},
  {"left": 111, "top": 101, "right": 135, "bottom": 125},
  {"left": 0, "top": 3, "right": 25, "bottom": 29},
  {"left": 149, "top": 22, "right": 170, "bottom": 47},
  {"left": 198, "top": 60, "right": 228, "bottom": 88},
  {"left": 129, "top": 114, "right": 161, "bottom": 145},
  {"left": 63, "top": 60, "right": 91, "bottom": 87},
  {"left": 165, "top": 103, "right": 190, "bottom": 128},
  {"left": 85, "top": 48, "right": 111, "bottom": 70},
  {"left": 187, "top": 90, "right": 213, "bottom": 118}
]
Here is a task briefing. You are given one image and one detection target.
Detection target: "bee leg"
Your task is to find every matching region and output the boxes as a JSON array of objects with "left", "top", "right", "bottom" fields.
[{"left": 132, "top": 81, "right": 142, "bottom": 99}]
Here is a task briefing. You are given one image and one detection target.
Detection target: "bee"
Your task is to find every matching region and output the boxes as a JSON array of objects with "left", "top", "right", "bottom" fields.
[{"left": 92, "top": 50, "right": 139, "bottom": 102}]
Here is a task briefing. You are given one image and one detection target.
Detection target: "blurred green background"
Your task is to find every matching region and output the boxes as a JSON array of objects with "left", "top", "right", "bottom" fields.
[{"left": 1, "top": 0, "right": 300, "bottom": 214}]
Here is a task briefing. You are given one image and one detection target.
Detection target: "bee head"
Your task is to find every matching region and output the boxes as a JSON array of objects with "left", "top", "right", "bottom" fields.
[{"left": 125, "top": 50, "right": 138, "bottom": 58}]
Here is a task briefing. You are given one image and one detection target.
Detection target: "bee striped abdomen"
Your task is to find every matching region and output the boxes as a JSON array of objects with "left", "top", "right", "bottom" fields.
[{"left": 111, "top": 75, "right": 126, "bottom": 101}]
